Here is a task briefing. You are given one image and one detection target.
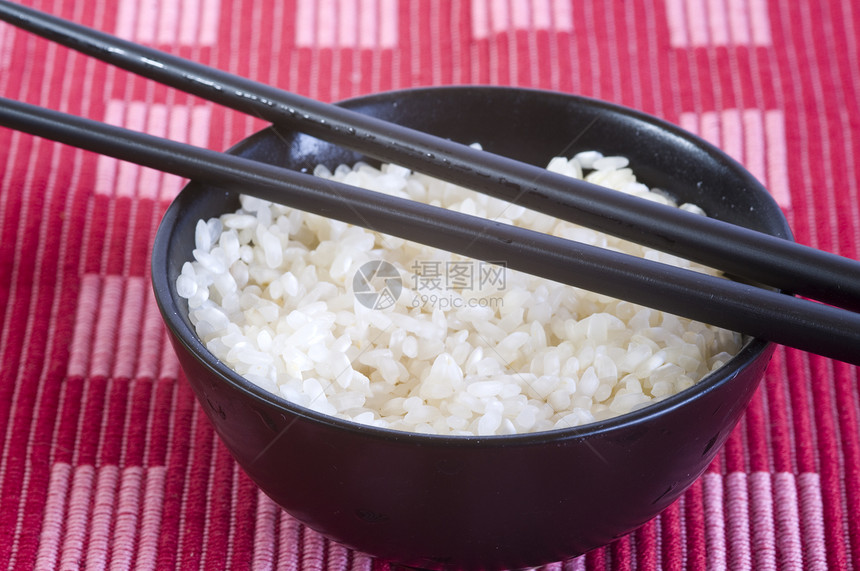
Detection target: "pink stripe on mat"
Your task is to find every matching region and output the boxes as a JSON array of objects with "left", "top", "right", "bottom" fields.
[
  {"left": 742, "top": 109, "right": 767, "bottom": 190},
  {"left": 85, "top": 464, "right": 120, "bottom": 571},
  {"left": 701, "top": 471, "right": 728, "bottom": 569},
  {"left": 531, "top": 0, "right": 551, "bottom": 30},
  {"left": 67, "top": 274, "right": 101, "bottom": 378},
  {"left": 155, "top": 0, "right": 182, "bottom": 45},
  {"left": 749, "top": 0, "right": 772, "bottom": 45},
  {"left": 685, "top": 0, "right": 709, "bottom": 47},
  {"left": 725, "top": 472, "right": 752, "bottom": 569},
  {"left": 198, "top": 0, "right": 222, "bottom": 46},
  {"left": 749, "top": 471, "right": 777, "bottom": 570},
  {"left": 564, "top": 555, "right": 587, "bottom": 571},
  {"left": 0, "top": 23, "right": 11, "bottom": 69},
  {"left": 164, "top": 105, "right": 191, "bottom": 147},
  {"left": 479, "top": 0, "right": 573, "bottom": 35},
  {"left": 679, "top": 110, "right": 791, "bottom": 209},
  {"left": 295, "top": 0, "right": 399, "bottom": 48},
  {"left": 97, "top": 100, "right": 143, "bottom": 198},
  {"left": 113, "top": 277, "right": 146, "bottom": 380},
  {"left": 726, "top": 0, "right": 751, "bottom": 44},
  {"left": 59, "top": 464, "right": 96, "bottom": 570},
  {"left": 664, "top": 0, "right": 690, "bottom": 48},
  {"left": 136, "top": 466, "right": 168, "bottom": 571},
  {"left": 159, "top": 331, "right": 181, "bottom": 382},
  {"left": 470, "top": 0, "right": 490, "bottom": 40},
  {"left": 162, "top": 0, "right": 222, "bottom": 46},
  {"left": 115, "top": 0, "right": 221, "bottom": 46},
  {"left": 721, "top": 108, "right": 743, "bottom": 165},
  {"left": 253, "top": 490, "right": 279, "bottom": 571},
  {"left": 139, "top": 104, "right": 173, "bottom": 202},
  {"left": 796, "top": 472, "right": 829, "bottom": 570},
  {"left": 764, "top": 110, "right": 791, "bottom": 208},
  {"left": 327, "top": 541, "right": 351, "bottom": 571},
  {"left": 665, "top": 0, "right": 771, "bottom": 46},
  {"left": 772, "top": 472, "right": 805, "bottom": 571},
  {"left": 318, "top": 0, "right": 338, "bottom": 48},
  {"left": 89, "top": 276, "right": 124, "bottom": 379},
  {"left": 97, "top": 100, "right": 211, "bottom": 200},
  {"left": 294, "top": 0, "right": 318, "bottom": 47},
  {"left": 34, "top": 462, "right": 73, "bottom": 570},
  {"left": 110, "top": 466, "right": 144, "bottom": 570},
  {"left": 350, "top": 550, "right": 374, "bottom": 571},
  {"left": 277, "top": 510, "right": 303, "bottom": 571},
  {"left": 702, "top": 470, "right": 829, "bottom": 570},
  {"left": 490, "top": 0, "right": 510, "bottom": 33},
  {"left": 35, "top": 463, "right": 168, "bottom": 570},
  {"left": 706, "top": 0, "right": 729, "bottom": 46},
  {"left": 376, "top": 0, "right": 399, "bottom": 49},
  {"left": 70, "top": 274, "right": 179, "bottom": 382},
  {"left": 341, "top": 0, "right": 360, "bottom": 48},
  {"left": 113, "top": 0, "right": 147, "bottom": 43}
]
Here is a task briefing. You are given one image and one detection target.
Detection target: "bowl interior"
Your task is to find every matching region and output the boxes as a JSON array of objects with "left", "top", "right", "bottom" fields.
[{"left": 154, "top": 86, "right": 790, "bottom": 438}]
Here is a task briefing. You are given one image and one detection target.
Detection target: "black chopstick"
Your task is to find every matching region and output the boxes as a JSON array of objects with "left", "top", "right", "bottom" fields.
[
  {"left": 2, "top": 96, "right": 859, "bottom": 365},
  {"left": 2, "top": 1, "right": 860, "bottom": 314}
]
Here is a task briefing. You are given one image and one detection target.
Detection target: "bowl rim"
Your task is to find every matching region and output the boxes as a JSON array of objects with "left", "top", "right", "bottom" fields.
[{"left": 152, "top": 85, "right": 787, "bottom": 447}]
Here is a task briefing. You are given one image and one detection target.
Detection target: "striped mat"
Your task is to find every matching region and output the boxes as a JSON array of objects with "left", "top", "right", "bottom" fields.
[{"left": 1, "top": 0, "right": 858, "bottom": 569}]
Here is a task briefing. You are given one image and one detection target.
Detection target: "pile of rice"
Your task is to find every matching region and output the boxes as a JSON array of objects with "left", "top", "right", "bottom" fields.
[{"left": 177, "top": 149, "right": 743, "bottom": 435}]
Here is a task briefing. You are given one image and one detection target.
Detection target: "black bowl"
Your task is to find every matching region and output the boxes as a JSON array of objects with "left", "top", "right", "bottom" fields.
[{"left": 151, "top": 86, "right": 791, "bottom": 570}]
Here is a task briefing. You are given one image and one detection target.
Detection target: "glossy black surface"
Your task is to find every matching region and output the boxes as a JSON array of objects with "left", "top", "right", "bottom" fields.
[{"left": 152, "top": 87, "right": 790, "bottom": 570}]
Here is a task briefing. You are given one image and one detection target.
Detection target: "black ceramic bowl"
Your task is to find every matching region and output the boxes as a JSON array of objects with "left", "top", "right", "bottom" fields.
[{"left": 152, "top": 86, "right": 791, "bottom": 570}]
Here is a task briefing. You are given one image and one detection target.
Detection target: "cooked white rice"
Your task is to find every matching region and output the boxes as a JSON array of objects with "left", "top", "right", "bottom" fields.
[{"left": 177, "top": 148, "right": 743, "bottom": 435}]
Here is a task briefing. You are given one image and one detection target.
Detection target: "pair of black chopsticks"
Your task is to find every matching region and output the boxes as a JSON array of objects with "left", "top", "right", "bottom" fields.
[{"left": 0, "top": 1, "right": 859, "bottom": 366}]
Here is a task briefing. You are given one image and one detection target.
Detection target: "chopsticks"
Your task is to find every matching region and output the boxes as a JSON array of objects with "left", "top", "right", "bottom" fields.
[
  {"left": 2, "top": 96, "right": 860, "bottom": 365},
  {"left": 2, "top": 0, "right": 860, "bottom": 314},
  {"left": 1, "top": 3, "right": 859, "bottom": 366}
]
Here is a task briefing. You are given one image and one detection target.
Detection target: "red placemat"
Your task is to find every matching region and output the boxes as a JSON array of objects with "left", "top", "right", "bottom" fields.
[{"left": 1, "top": 1, "right": 858, "bottom": 569}]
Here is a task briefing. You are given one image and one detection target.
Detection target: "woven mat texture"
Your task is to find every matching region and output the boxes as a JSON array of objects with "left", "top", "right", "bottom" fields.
[{"left": 1, "top": 1, "right": 859, "bottom": 569}]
